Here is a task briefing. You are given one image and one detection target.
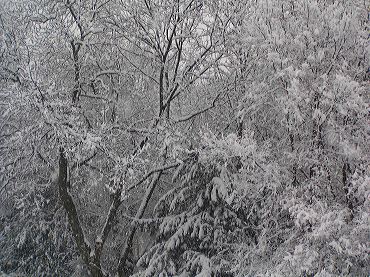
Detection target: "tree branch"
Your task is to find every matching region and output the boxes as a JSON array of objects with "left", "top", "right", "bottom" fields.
[
  {"left": 117, "top": 170, "right": 163, "bottom": 277},
  {"left": 173, "top": 89, "right": 223, "bottom": 123},
  {"left": 126, "top": 160, "right": 184, "bottom": 194}
]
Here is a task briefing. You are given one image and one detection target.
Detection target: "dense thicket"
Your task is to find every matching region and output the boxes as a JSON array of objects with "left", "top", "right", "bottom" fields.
[{"left": 0, "top": 0, "right": 368, "bottom": 276}]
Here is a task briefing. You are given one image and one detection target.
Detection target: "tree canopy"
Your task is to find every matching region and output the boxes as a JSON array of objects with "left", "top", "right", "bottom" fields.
[{"left": 0, "top": 0, "right": 369, "bottom": 276}]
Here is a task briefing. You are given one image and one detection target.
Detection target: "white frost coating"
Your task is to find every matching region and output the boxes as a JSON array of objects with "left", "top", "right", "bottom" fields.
[
  {"left": 100, "top": 202, "right": 115, "bottom": 238},
  {"left": 2, "top": 1, "right": 368, "bottom": 276},
  {"left": 84, "top": 237, "right": 91, "bottom": 247},
  {"left": 120, "top": 186, "right": 127, "bottom": 202},
  {"left": 194, "top": 255, "right": 212, "bottom": 277},
  {"left": 211, "top": 187, "right": 217, "bottom": 202},
  {"left": 212, "top": 177, "right": 224, "bottom": 187},
  {"left": 165, "top": 238, "right": 175, "bottom": 251},
  {"left": 198, "top": 226, "right": 204, "bottom": 239},
  {"left": 197, "top": 195, "right": 203, "bottom": 207},
  {"left": 96, "top": 235, "right": 102, "bottom": 244},
  {"left": 226, "top": 191, "right": 235, "bottom": 205}
]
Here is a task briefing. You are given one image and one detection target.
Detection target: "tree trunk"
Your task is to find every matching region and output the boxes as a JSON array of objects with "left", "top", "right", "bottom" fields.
[
  {"left": 117, "top": 171, "right": 163, "bottom": 277},
  {"left": 58, "top": 148, "right": 105, "bottom": 277}
]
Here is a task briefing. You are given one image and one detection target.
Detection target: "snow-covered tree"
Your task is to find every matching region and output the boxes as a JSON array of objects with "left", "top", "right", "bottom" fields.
[{"left": 1, "top": 0, "right": 368, "bottom": 276}]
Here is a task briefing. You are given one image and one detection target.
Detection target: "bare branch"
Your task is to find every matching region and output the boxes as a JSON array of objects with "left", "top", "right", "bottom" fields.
[
  {"left": 126, "top": 161, "right": 184, "bottom": 194},
  {"left": 173, "top": 88, "right": 223, "bottom": 123},
  {"left": 71, "top": 151, "right": 97, "bottom": 171}
]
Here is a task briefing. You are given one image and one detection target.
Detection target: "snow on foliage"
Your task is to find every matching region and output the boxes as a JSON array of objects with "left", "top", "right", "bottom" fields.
[{"left": 0, "top": 0, "right": 368, "bottom": 276}]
